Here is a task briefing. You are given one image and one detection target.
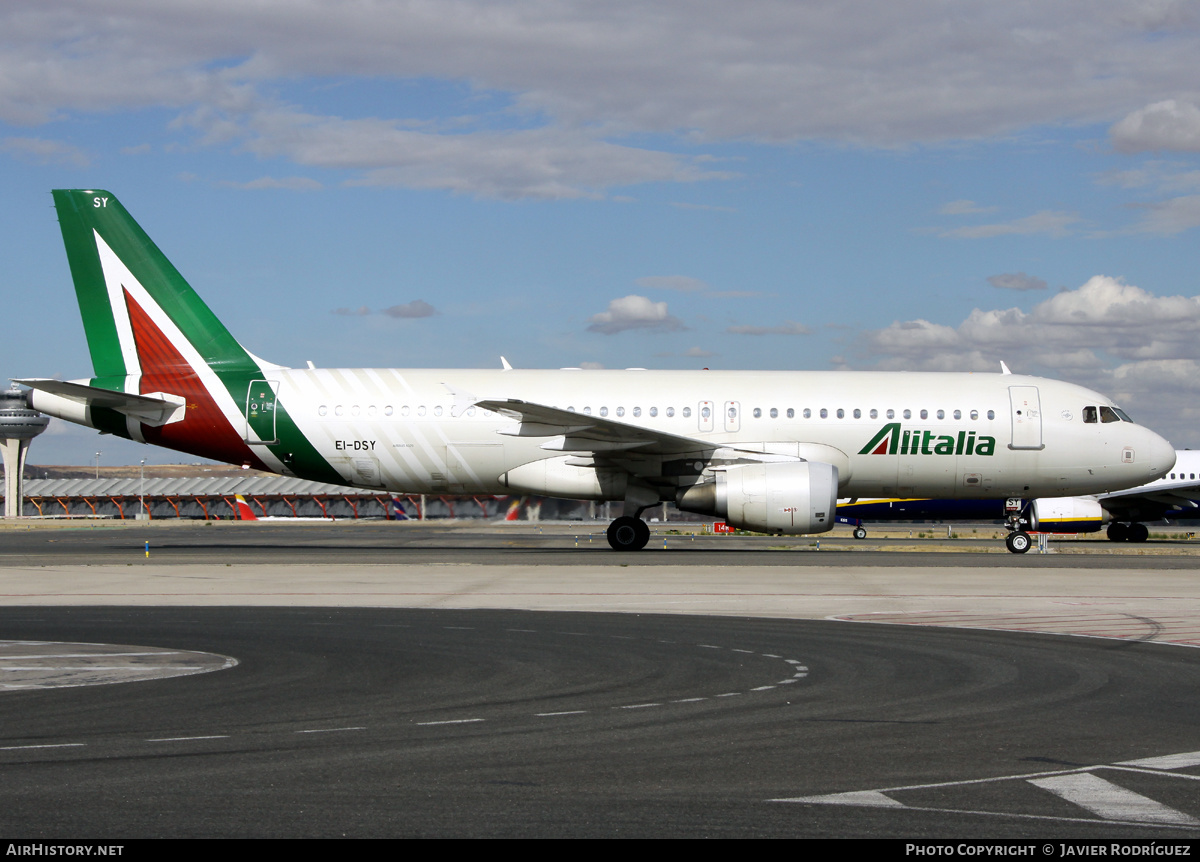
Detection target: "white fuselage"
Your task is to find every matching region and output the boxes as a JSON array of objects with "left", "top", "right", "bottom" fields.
[{"left": 257, "top": 368, "right": 1173, "bottom": 500}]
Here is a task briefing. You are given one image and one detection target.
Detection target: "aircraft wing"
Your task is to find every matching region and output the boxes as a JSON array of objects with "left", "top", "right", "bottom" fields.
[
  {"left": 475, "top": 398, "right": 721, "bottom": 456},
  {"left": 1098, "top": 481, "right": 1200, "bottom": 518}
]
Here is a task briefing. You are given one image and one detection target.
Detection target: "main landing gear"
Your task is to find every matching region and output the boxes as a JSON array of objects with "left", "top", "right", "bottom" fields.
[
  {"left": 1107, "top": 522, "right": 1149, "bottom": 543},
  {"left": 607, "top": 516, "right": 651, "bottom": 551}
]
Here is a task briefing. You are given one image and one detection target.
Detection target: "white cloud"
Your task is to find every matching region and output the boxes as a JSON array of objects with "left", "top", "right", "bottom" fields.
[
  {"left": 856, "top": 275, "right": 1200, "bottom": 444},
  {"left": 940, "top": 200, "right": 997, "bottom": 216},
  {"left": 636, "top": 275, "right": 709, "bottom": 293},
  {"left": 726, "top": 321, "right": 811, "bottom": 336},
  {"left": 1096, "top": 160, "right": 1200, "bottom": 192},
  {"left": 940, "top": 211, "right": 1081, "bottom": 239},
  {"left": 225, "top": 109, "right": 729, "bottom": 200},
  {"left": 987, "top": 272, "right": 1048, "bottom": 291},
  {"left": 6, "top": 2, "right": 1200, "bottom": 156},
  {"left": 221, "top": 175, "right": 323, "bottom": 191},
  {"left": 0, "top": 136, "right": 89, "bottom": 167},
  {"left": 1122, "top": 194, "right": 1200, "bottom": 235},
  {"left": 1110, "top": 100, "right": 1200, "bottom": 154},
  {"left": 586, "top": 295, "right": 685, "bottom": 334},
  {"left": 382, "top": 300, "right": 437, "bottom": 319}
]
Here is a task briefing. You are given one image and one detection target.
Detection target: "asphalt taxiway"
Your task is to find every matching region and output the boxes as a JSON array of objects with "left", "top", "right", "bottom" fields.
[{"left": 1, "top": 520, "right": 1199, "bottom": 837}]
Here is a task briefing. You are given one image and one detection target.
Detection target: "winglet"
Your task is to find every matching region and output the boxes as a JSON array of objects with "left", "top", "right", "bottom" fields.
[
  {"left": 500, "top": 356, "right": 513, "bottom": 371},
  {"left": 1000, "top": 361, "right": 1012, "bottom": 375}
]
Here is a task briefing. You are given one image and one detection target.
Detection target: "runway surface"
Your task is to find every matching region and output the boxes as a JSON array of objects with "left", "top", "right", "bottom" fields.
[
  {"left": 2, "top": 521, "right": 1199, "bottom": 837},
  {"left": 2, "top": 606, "right": 1200, "bottom": 838},
  {"left": 3, "top": 519, "right": 1199, "bottom": 567}
]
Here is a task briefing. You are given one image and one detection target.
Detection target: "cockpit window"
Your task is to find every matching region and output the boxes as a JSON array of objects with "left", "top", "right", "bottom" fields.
[
  {"left": 1099, "top": 406, "right": 1121, "bottom": 423},
  {"left": 1113, "top": 407, "right": 1133, "bottom": 422},
  {"left": 1083, "top": 406, "right": 1098, "bottom": 424}
]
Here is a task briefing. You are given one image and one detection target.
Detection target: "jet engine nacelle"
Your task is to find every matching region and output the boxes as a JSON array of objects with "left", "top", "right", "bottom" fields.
[
  {"left": 1029, "top": 496, "right": 1105, "bottom": 533},
  {"left": 677, "top": 461, "right": 838, "bottom": 534}
]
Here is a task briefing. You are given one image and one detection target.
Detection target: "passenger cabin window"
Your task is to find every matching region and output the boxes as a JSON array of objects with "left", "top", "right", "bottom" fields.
[{"left": 786, "top": 408, "right": 794, "bottom": 418}]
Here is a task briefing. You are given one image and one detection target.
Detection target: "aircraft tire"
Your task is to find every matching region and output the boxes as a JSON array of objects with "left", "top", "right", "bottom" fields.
[
  {"left": 853, "top": 526, "right": 867, "bottom": 540},
  {"left": 1005, "top": 531, "right": 1032, "bottom": 554},
  {"left": 1107, "top": 523, "right": 1129, "bottom": 542},
  {"left": 1128, "top": 523, "right": 1149, "bottom": 543},
  {"left": 607, "top": 516, "right": 650, "bottom": 551}
]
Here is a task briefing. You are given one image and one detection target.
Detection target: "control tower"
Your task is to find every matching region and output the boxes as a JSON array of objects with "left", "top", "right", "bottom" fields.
[{"left": 0, "top": 386, "right": 49, "bottom": 518}]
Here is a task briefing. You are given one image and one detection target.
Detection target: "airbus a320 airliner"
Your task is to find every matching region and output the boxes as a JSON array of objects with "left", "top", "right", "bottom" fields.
[{"left": 17, "top": 190, "right": 1176, "bottom": 551}]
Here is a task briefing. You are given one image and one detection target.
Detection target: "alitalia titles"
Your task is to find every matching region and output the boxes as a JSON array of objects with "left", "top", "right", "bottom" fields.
[{"left": 859, "top": 423, "right": 996, "bottom": 457}]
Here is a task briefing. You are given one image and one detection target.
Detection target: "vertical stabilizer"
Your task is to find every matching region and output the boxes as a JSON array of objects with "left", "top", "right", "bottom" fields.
[
  {"left": 42, "top": 190, "right": 341, "bottom": 484},
  {"left": 52, "top": 190, "right": 260, "bottom": 380}
]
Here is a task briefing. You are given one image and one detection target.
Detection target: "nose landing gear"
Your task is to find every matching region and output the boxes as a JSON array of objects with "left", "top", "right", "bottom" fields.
[{"left": 1004, "top": 530, "right": 1032, "bottom": 554}]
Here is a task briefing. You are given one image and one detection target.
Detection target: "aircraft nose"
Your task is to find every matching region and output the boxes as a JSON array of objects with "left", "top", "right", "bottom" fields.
[{"left": 1143, "top": 428, "right": 1176, "bottom": 478}]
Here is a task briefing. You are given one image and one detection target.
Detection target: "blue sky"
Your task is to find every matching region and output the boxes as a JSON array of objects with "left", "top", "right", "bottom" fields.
[{"left": 3, "top": 1, "right": 1200, "bottom": 465}]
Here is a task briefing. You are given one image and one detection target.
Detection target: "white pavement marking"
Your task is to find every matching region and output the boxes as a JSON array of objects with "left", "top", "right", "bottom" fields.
[
  {"left": 773, "top": 751, "right": 1200, "bottom": 829},
  {"left": 1118, "top": 751, "right": 1200, "bottom": 770},
  {"left": 294, "top": 727, "right": 365, "bottom": 734},
  {"left": 781, "top": 790, "right": 906, "bottom": 808},
  {"left": 0, "top": 743, "right": 86, "bottom": 751},
  {"left": 536, "top": 711, "right": 588, "bottom": 717},
  {"left": 147, "top": 735, "right": 230, "bottom": 742},
  {"left": 416, "top": 719, "right": 485, "bottom": 726},
  {"left": 0, "top": 641, "right": 237, "bottom": 692},
  {"left": 1029, "top": 773, "right": 1200, "bottom": 826}
]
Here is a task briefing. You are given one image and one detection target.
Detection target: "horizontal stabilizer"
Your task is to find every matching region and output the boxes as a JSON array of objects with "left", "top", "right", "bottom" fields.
[{"left": 16, "top": 378, "right": 186, "bottom": 427}]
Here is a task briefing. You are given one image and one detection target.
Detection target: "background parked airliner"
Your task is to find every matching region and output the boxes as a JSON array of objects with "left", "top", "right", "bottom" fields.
[
  {"left": 838, "top": 449, "right": 1200, "bottom": 550},
  {"left": 16, "top": 190, "right": 1176, "bottom": 551}
]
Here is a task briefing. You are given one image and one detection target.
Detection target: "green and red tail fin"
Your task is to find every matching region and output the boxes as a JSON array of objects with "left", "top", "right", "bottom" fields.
[
  {"left": 49, "top": 189, "right": 341, "bottom": 482},
  {"left": 53, "top": 189, "right": 260, "bottom": 380},
  {"left": 51, "top": 189, "right": 274, "bottom": 468}
]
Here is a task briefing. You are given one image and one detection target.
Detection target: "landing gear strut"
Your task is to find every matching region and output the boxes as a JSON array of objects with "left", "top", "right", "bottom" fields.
[{"left": 607, "top": 516, "right": 650, "bottom": 551}]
